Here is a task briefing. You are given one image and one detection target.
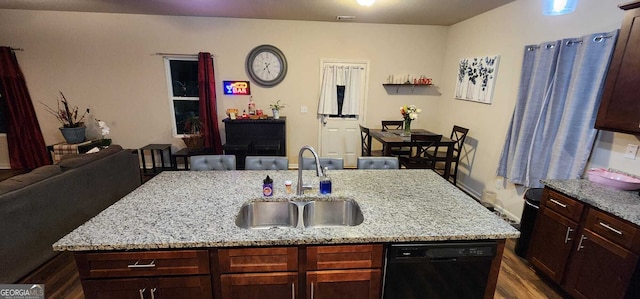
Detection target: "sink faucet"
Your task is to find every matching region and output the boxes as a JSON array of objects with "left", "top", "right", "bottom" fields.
[{"left": 297, "top": 145, "right": 323, "bottom": 195}]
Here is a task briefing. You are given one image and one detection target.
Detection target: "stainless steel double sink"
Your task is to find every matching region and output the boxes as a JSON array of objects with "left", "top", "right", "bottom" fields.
[{"left": 235, "top": 198, "right": 364, "bottom": 229}]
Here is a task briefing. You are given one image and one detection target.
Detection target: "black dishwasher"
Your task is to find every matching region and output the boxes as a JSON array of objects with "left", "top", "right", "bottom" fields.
[{"left": 383, "top": 241, "right": 497, "bottom": 299}]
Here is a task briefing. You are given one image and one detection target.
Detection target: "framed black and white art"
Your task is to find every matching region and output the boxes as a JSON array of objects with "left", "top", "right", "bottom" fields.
[{"left": 455, "top": 55, "right": 500, "bottom": 104}]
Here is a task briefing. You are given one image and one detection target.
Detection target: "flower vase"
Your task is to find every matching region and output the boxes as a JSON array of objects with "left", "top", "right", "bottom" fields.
[
  {"left": 272, "top": 109, "right": 280, "bottom": 119},
  {"left": 402, "top": 119, "right": 411, "bottom": 136}
]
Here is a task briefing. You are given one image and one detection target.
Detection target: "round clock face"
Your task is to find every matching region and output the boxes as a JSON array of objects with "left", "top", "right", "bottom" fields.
[{"left": 246, "top": 45, "right": 287, "bottom": 87}]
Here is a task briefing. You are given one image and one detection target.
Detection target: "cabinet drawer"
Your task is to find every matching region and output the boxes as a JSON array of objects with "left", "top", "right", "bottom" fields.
[
  {"left": 306, "top": 244, "right": 383, "bottom": 270},
  {"left": 75, "top": 250, "right": 210, "bottom": 279},
  {"left": 585, "top": 209, "right": 640, "bottom": 252},
  {"left": 81, "top": 275, "right": 212, "bottom": 299},
  {"left": 217, "top": 247, "right": 298, "bottom": 273},
  {"left": 543, "top": 189, "right": 584, "bottom": 222}
]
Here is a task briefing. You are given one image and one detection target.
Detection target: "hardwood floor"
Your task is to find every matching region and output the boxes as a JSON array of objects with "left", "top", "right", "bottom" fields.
[
  {"left": 494, "top": 239, "right": 567, "bottom": 299},
  {"left": 16, "top": 238, "right": 564, "bottom": 299}
]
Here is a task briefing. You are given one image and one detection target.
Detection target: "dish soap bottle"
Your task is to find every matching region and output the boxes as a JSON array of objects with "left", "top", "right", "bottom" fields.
[
  {"left": 248, "top": 96, "right": 256, "bottom": 115},
  {"left": 319, "top": 167, "right": 332, "bottom": 194}
]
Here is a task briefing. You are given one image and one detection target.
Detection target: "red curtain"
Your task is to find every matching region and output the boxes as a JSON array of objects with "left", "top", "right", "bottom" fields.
[
  {"left": 0, "top": 47, "right": 51, "bottom": 169},
  {"left": 198, "top": 52, "right": 223, "bottom": 154}
]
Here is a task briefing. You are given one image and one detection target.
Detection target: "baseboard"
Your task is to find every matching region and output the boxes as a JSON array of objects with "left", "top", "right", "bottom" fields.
[{"left": 457, "top": 181, "right": 520, "bottom": 226}]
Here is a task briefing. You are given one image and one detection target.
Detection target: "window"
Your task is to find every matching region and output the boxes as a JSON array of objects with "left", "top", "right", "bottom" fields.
[{"left": 164, "top": 57, "right": 199, "bottom": 136}]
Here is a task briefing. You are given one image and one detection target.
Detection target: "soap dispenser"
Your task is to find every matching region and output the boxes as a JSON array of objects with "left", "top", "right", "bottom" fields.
[{"left": 319, "top": 167, "right": 332, "bottom": 194}]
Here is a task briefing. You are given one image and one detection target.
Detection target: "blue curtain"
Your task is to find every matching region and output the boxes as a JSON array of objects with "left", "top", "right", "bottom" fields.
[{"left": 497, "top": 30, "right": 618, "bottom": 188}]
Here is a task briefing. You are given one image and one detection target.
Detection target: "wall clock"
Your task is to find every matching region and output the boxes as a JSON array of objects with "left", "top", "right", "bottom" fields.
[{"left": 245, "top": 44, "right": 287, "bottom": 87}]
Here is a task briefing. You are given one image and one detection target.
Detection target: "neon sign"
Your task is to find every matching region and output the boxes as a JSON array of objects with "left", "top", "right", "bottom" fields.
[{"left": 223, "top": 81, "right": 251, "bottom": 95}]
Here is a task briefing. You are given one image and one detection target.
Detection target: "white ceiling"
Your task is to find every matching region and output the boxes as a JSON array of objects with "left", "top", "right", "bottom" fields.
[{"left": 0, "top": 0, "right": 516, "bottom": 26}]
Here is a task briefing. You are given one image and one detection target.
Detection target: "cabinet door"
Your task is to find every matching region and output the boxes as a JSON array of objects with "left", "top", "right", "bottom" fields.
[
  {"left": 220, "top": 272, "right": 298, "bottom": 299},
  {"left": 82, "top": 276, "right": 213, "bottom": 299},
  {"left": 528, "top": 207, "right": 578, "bottom": 283},
  {"left": 563, "top": 229, "right": 639, "bottom": 299},
  {"left": 595, "top": 4, "right": 640, "bottom": 134},
  {"left": 307, "top": 269, "right": 381, "bottom": 299}
]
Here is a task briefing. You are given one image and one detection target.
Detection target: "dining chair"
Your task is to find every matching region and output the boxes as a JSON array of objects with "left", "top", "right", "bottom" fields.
[
  {"left": 399, "top": 134, "right": 442, "bottom": 169},
  {"left": 357, "top": 157, "right": 399, "bottom": 169},
  {"left": 189, "top": 155, "right": 236, "bottom": 171},
  {"left": 359, "top": 125, "right": 382, "bottom": 157},
  {"left": 245, "top": 156, "right": 289, "bottom": 170},
  {"left": 429, "top": 125, "right": 469, "bottom": 185},
  {"left": 381, "top": 120, "right": 404, "bottom": 131},
  {"left": 381, "top": 120, "right": 411, "bottom": 157},
  {"left": 302, "top": 157, "right": 344, "bottom": 170}
]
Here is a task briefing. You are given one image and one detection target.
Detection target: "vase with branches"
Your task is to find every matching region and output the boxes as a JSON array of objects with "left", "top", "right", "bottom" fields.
[{"left": 40, "top": 91, "right": 88, "bottom": 143}]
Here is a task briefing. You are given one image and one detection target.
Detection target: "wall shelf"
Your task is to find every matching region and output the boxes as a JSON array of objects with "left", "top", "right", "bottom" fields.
[{"left": 383, "top": 83, "right": 434, "bottom": 94}]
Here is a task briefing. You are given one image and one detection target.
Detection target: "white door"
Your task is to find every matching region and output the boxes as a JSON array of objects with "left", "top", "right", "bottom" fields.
[
  {"left": 320, "top": 117, "right": 360, "bottom": 167},
  {"left": 318, "top": 61, "right": 369, "bottom": 168}
]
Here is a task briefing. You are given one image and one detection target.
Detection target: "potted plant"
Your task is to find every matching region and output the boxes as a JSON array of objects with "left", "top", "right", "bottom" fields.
[
  {"left": 40, "top": 91, "right": 87, "bottom": 144},
  {"left": 269, "top": 100, "right": 285, "bottom": 119},
  {"left": 181, "top": 114, "right": 204, "bottom": 150}
]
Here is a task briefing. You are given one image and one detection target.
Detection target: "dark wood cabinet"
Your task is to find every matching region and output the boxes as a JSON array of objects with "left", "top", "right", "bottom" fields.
[
  {"left": 75, "top": 250, "right": 212, "bottom": 299},
  {"left": 215, "top": 244, "right": 383, "bottom": 299},
  {"left": 528, "top": 207, "right": 579, "bottom": 283},
  {"left": 306, "top": 245, "right": 383, "bottom": 299},
  {"left": 529, "top": 188, "right": 640, "bottom": 299},
  {"left": 82, "top": 276, "right": 212, "bottom": 299},
  {"left": 220, "top": 272, "right": 298, "bottom": 299},
  {"left": 595, "top": 2, "right": 640, "bottom": 134},
  {"left": 562, "top": 229, "right": 638, "bottom": 299},
  {"left": 307, "top": 269, "right": 382, "bottom": 299}
]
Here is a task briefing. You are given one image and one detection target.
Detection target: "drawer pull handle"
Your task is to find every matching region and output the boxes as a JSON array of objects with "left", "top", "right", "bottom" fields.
[
  {"left": 311, "top": 282, "right": 315, "bottom": 299},
  {"left": 291, "top": 282, "right": 295, "bottom": 299},
  {"left": 564, "top": 227, "right": 573, "bottom": 243},
  {"left": 577, "top": 235, "right": 587, "bottom": 252},
  {"left": 599, "top": 222, "right": 623, "bottom": 235},
  {"left": 128, "top": 260, "right": 156, "bottom": 268},
  {"left": 139, "top": 288, "right": 145, "bottom": 299},
  {"left": 549, "top": 198, "right": 567, "bottom": 208},
  {"left": 150, "top": 288, "right": 157, "bottom": 299}
]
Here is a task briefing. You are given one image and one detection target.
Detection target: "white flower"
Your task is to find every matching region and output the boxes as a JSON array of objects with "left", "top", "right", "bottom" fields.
[
  {"left": 97, "top": 120, "right": 110, "bottom": 137},
  {"left": 401, "top": 104, "right": 421, "bottom": 121}
]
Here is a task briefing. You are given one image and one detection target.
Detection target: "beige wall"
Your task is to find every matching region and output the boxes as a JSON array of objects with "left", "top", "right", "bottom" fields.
[
  {"left": 439, "top": 0, "right": 639, "bottom": 220},
  {"left": 0, "top": 9, "right": 447, "bottom": 167}
]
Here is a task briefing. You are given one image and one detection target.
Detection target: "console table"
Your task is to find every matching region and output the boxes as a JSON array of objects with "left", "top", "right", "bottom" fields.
[{"left": 223, "top": 117, "right": 286, "bottom": 169}]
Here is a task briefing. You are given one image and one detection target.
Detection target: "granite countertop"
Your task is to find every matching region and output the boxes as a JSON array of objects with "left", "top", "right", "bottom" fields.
[
  {"left": 542, "top": 179, "right": 640, "bottom": 226},
  {"left": 54, "top": 170, "right": 519, "bottom": 251}
]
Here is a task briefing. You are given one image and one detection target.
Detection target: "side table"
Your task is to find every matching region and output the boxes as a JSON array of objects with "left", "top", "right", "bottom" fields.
[
  {"left": 139, "top": 144, "right": 173, "bottom": 177},
  {"left": 171, "top": 148, "right": 215, "bottom": 170}
]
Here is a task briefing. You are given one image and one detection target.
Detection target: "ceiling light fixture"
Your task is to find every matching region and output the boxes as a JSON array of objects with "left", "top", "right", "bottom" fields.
[
  {"left": 357, "top": 0, "right": 375, "bottom": 7},
  {"left": 543, "top": 0, "right": 577, "bottom": 16}
]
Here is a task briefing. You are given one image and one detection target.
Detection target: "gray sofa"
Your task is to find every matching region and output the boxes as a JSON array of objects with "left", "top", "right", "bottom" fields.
[{"left": 0, "top": 146, "right": 141, "bottom": 283}]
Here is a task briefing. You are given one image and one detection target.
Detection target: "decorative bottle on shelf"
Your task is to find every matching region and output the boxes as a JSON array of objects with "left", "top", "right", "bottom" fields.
[
  {"left": 248, "top": 96, "right": 256, "bottom": 115},
  {"left": 319, "top": 167, "right": 332, "bottom": 194}
]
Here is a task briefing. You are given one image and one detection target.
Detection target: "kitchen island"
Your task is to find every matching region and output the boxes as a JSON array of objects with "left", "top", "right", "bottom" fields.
[{"left": 54, "top": 170, "right": 519, "bottom": 299}]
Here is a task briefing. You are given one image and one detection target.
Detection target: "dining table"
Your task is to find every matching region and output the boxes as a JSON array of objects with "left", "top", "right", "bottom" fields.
[{"left": 369, "top": 129, "right": 456, "bottom": 178}]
